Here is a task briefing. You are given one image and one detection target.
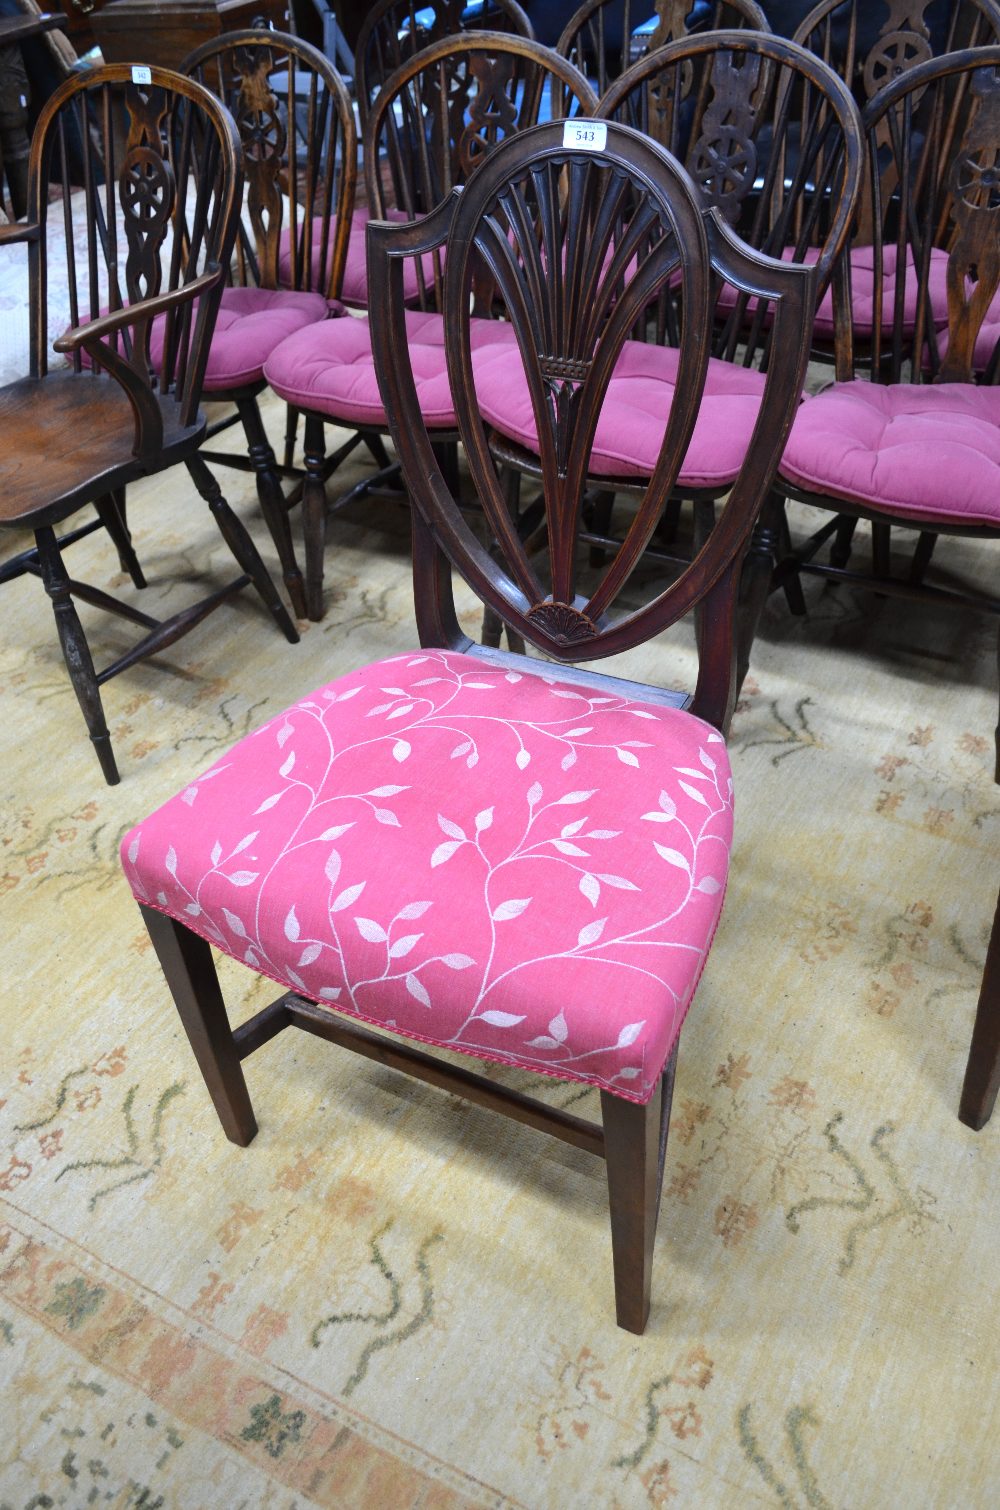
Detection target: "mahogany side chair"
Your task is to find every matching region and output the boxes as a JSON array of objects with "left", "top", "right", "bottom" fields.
[
  {"left": 0, "top": 64, "right": 297, "bottom": 786},
  {"left": 179, "top": 30, "right": 357, "bottom": 620},
  {"left": 772, "top": 49, "right": 1000, "bottom": 774},
  {"left": 120, "top": 119, "right": 817, "bottom": 1332},
  {"left": 555, "top": 0, "right": 769, "bottom": 98},
  {"left": 262, "top": 32, "right": 597, "bottom": 623},
  {"left": 475, "top": 32, "right": 863, "bottom": 668}
]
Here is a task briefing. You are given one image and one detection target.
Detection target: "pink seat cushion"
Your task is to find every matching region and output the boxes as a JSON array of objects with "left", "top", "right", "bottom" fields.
[
  {"left": 150, "top": 286, "right": 330, "bottom": 392},
  {"left": 715, "top": 244, "right": 951, "bottom": 341},
  {"left": 473, "top": 340, "right": 766, "bottom": 487},
  {"left": 121, "top": 649, "right": 733, "bottom": 1104},
  {"left": 279, "top": 211, "right": 439, "bottom": 306},
  {"left": 780, "top": 379, "right": 1000, "bottom": 525},
  {"left": 264, "top": 309, "right": 517, "bottom": 428}
]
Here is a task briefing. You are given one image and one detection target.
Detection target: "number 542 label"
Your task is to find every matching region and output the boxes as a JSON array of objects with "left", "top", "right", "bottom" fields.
[{"left": 563, "top": 121, "right": 608, "bottom": 152}]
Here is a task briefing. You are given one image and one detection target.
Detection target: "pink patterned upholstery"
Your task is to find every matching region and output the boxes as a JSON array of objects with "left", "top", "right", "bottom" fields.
[
  {"left": 150, "top": 286, "right": 331, "bottom": 392},
  {"left": 278, "top": 211, "right": 439, "bottom": 306},
  {"left": 780, "top": 379, "right": 1000, "bottom": 524},
  {"left": 120, "top": 649, "right": 733, "bottom": 1104},
  {"left": 264, "top": 310, "right": 517, "bottom": 427},
  {"left": 473, "top": 339, "right": 767, "bottom": 486}
]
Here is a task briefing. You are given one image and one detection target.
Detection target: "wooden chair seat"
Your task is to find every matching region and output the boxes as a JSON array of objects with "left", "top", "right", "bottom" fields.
[{"left": 0, "top": 371, "right": 193, "bottom": 526}]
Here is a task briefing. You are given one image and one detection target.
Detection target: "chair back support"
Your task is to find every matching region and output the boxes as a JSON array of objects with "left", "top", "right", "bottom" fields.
[
  {"left": 556, "top": 0, "right": 769, "bottom": 97},
  {"left": 852, "top": 48, "right": 1000, "bottom": 386},
  {"left": 363, "top": 34, "right": 598, "bottom": 310},
  {"left": 596, "top": 32, "right": 863, "bottom": 360},
  {"left": 354, "top": 0, "right": 535, "bottom": 122},
  {"left": 25, "top": 65, "right": 242, "bottom": 440},
  {"left": 369, "top": 120, "right": 815, "bottom": 730},
  {"left": 181, "top": 29, "right": 357, "bottom": 302},
  {"left": 792, "top": 0, "right": 1000, "bottom": 107}
]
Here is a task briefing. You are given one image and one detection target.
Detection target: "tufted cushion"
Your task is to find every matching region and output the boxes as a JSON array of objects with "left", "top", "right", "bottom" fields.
[
  {"left": 473, "top": 339, "right": 767, "bottom": 486},
  {"left": 715, "top": 244, "right": 951, "bottom": 341},
  {"left": 780, "top": 379, "right": 1000, "bottom": 524},
  {"left": 278, "top": 211, "right": 440, "bottom": 306},
  {"left": 151, "top": 286, "right": 331, "bottom": 392},
  {"left": 121, "top": 649, "right": 733, "bottom": 1103},
  {"left": 264, "top": 309, "right": 517, "bottom": 427}
]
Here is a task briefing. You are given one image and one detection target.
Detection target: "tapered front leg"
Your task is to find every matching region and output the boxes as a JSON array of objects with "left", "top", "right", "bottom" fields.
[
  {"left": 959, "top": 885, "right": 1000, "bottom": 1131},
  {"left": 139, "top": 904, "right": 258, "bottom": 1147},
  {"left": 601, "top": 1076, "right": 665, "bottom": 1335}
]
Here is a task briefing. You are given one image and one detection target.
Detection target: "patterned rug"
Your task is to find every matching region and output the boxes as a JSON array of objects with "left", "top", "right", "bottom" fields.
[{"left": 2, "top": 364, "right": 1000, "bottom": 1505}]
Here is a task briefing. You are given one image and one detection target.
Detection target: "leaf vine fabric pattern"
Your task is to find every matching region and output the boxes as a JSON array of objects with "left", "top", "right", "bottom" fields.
[{"left": 121, "top": 650, "right": 733, "bottom": 1102}]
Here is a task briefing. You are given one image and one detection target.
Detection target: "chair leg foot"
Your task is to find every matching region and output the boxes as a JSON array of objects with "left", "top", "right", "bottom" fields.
[
  {"left": 959, "top": 886, "right": 1000, "bottom": 1131},
  {"left": 186, "top": 455, "right": 299, "bottom": 644},
  {"left": 138, "top": 903, "right": 258, "bottom": 1146},
  {"left": 36, "top": 525, "right": 120, "bottom": 785},
  {"left": 601, "top": 1075, "right": 665, "bottom": 1335}
]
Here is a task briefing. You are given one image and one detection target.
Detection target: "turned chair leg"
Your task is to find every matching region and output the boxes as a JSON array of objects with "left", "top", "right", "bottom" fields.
[
  {"left": 959, "top": 885, "right": 1000, "bottom": 1131},
  {"left": 139, "top": 904, "right": 258, "bottom": 1146},
  {"left": 302, "top": 412, "right": 328, "bottom": 622},
  {"left": 185, "top": 454, "right": 299, "bottom": 645},
  {"left": 601, "top": 1044, "right": 677, "bottom": 1334},
  {"left": 830, "top": 514, "right": 857, "bottom": 571},
  {"left": 237, "top": 395, "right": 307, "bottom": 620},
  {"left": 96, "top": 488, "right": 146, "bottom": 589},
  {"left": 35, "top": 524, "right": 120, "bottom": 785}
]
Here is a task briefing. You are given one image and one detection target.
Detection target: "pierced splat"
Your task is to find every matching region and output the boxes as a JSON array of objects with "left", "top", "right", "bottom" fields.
[
  {"left": 229, "top": 44, "right": 287, "bottom": 290},
  {"left": 862, "top": 1, "right": 934, "bottom": 100},
  {"left": 457, "top": 54, "right": 521, "bottom": 175},
  {"left": 119, "top": 83, "right": 175, "bottom": 311},
  {"left": 686, "top": 51, "right": 761, "bottom": 221},
  {"left": 939, "top": 67, "right": 1000, "bottom": 381}
]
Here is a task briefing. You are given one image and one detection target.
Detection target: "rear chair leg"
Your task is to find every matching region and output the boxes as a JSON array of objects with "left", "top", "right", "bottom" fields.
[
  {"left": 237, "top": 395, "right": 307, "bottom": 620},
  {"left": 601, "top": 1044, "right": 677, "bottom": 1334},
  {"left": 139, "top": 904, "right": 258, "bottom": 1147}
]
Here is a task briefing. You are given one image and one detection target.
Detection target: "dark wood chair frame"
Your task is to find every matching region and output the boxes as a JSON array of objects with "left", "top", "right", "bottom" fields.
[
  {"left": 770, "top": 48, "right": 1000, "bottom": 772},
  {"left": 179, "top": 29, "right": 358, "bottom": 621},
  {"left": 555, "top": 0, "right": 769, "bottom": 98},
  {"left": 353, "top": 0, "right": 535, "bottom": 125},
  {"left": 293, "top": 31, "right": 598, "bottom": 623},
  {"left": 787, "top": 0, "right": 1000, "bottom": 580},
  {"left": 960, "top": 882, "right": 1000, "bottom": 1130},
  {"left": 138, "top": 120, "right": 817, "bottom": 1332},
  {"left": 488, "top": 31, "right": 863, "bottom": 680},
  {"left": 0, "top": 63, "right": 298, "bottom": 785}
]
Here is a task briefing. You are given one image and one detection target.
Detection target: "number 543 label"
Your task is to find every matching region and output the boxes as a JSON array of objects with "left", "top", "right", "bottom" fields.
[{"left": 563, "top": 121, "right": 608, "bottom": 152}]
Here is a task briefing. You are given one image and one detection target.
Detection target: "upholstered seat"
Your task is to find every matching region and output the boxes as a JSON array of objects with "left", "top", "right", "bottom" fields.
[
  {"left": 121, "top": 648, "right": 733, "bottom": 1103},
  {"left": 780, "top": 379, "right": 1000, "bottom": 525},
  {"left": 473, "top": 338, "right": 767, "bottom": 485},
  {"left": 264, "top": 309, "right": 518, "bottom": 428},
  {"left": 150, "top": 286, "right": 333, "bottom": 392},
  {"left": 714, "top": 244, "right": 952, "bottom": 341},
  {"left": 280, "top": 211, "right": 438, "bottom": 306}
]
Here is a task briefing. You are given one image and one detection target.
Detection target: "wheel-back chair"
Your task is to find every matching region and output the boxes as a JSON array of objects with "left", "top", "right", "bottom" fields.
[{"left": 0, "top": 64, "right": 297, "bottom": 785}]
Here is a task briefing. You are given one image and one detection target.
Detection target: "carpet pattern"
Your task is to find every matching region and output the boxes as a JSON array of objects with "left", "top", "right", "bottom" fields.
[{"left": 2, "top": 324, "right": 1000, "bottom": 1499}]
